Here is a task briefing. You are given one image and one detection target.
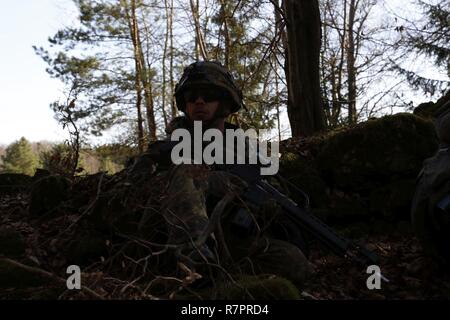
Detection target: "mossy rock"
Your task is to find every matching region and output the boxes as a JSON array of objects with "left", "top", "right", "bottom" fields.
[
  {"left": 335, "top": 221, "right": 371, "bottom": 239},
  {"left": 315, "top": 113, "right": 438, "bottom": 193},
  {"left": 279, "top": 152, "right": 328, "bottom": 208},
  {"left": 28, "top": 174, "right": 71, "bottom": 217},
  {"left": 369, "top": 178, "right": 417, "bottom": 221},
  {"left": 0, "top": 227, "right": 26, "bottom": 257},
  {"left": 326, "top": 192, "right": 370, "bottom": 222},
  {"left": 215, "top": 275, "right": 301, "bottom": 300},
  {"left": 371, "top": 220, "right": 397, "bottom": 235}
]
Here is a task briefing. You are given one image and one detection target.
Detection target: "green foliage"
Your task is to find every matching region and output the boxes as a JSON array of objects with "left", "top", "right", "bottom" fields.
[
  {"left": 0, "top": 137, "right": 38, "bottom": 176},
  {"left": 408, "top": 1, "right": 449, "bottom": 72},
  {"left": 90, "top": 143, "right": 136, "bottom": 174},
  {"left": 39, "top": 144, "right": 64, "bottom": 173},
  {"left": 209, "top": 0, "right": 277, "bottom": 130},
  {"left": 394, "top": 0, "right": 449, "bottom": 95},
  {"left": 33, "top": 0, "right": 137, "bottom": 138},
  {"left": 99, "top": 156, "right": 120, "bottom": 174},
  {"left": 39, "top": 142, "right": 131, "bottom": 176},
  {"left": 39, "top": 143, "right": 80, "bottom": 177}
]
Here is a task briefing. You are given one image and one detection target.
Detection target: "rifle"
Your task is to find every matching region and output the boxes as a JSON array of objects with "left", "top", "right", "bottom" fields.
[
  {"left": 216, "top": 162, "right": 381, "bottom": 267},
  {"left": 146, "top": 140, "right": 382, "bottom": 267}
]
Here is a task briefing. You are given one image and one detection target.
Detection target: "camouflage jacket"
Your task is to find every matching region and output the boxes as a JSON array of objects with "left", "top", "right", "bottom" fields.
[{"left": 126, "top": 116, "right": 243, "bottom": 179}]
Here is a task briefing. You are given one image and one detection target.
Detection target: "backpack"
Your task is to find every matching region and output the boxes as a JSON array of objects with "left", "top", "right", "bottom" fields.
[{"left": 411, "top": 147, "right": 450, "bottom": 264}]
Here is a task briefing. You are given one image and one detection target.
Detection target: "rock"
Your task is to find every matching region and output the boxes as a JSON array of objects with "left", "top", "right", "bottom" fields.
[
  {"left": 279, "top": 152, "right": 328, "bottom": 208},
  {"left": 397, "top": 221, "right": 413, "bottom": 235},
  {"left": 326, "top": 191, "right": 369, "bottom": 222},
  {"left": 0, "top": 173, "right": 32, "bottom": 194},
  {"left": 371, "top": 220, "right": 396, "bottom": 234},
  {"left": 369, "top": 179, "right": 417, "bottom": 221},
  {"left": 28, "top": 174, "right": 71, "bottom": 217},
  {"left": 315, "top": 113, "right": 438, "bottom": 193},
  {"left": 335, "top": 221, "right": 371, "bottom": 239}
]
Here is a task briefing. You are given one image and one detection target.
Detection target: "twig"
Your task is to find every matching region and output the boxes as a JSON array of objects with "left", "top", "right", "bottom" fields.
[
  {"left": 0, "top": 257, "right": 105, "bottom": 300},
  {"left": 61, "top": 172, "right": 106, "bottom": 234},
  {"left": 195, "top": 192, "right": 235, "bottom": 247}
]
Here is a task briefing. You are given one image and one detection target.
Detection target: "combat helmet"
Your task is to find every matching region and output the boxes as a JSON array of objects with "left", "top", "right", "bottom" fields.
[{"left": 174, "top": 61, "right": 244, "bottom": 113}]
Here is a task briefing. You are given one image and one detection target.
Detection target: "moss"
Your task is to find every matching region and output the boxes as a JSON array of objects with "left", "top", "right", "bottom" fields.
[
  {"left": 371, "top": 220, "right": 396, "bottom": 235},
  {"left": 279, "top": 152, "right": 328, "bottom": 208},
  {"left": 335, "top": 222, "right": 371, "bottom": 238},
  {"left": 369, "top": 179, "right": 417, "bottom": 221},
  {"left": 327, "top": 192, "right": 369, "bottom": 222},
  {"left": 315, "top": 113, "right": 438, "bottom": 192},
  {"left": 215, "top": 275, "right": 301, "bottom": 300}
]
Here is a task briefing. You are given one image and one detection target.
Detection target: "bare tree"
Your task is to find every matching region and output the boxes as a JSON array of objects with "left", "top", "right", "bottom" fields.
[
  {"left": 190, "top": 0, "right": 209, "bottom": 60},
  {"left": 122, "top": 0, "right": 146, "bottom": 151}
]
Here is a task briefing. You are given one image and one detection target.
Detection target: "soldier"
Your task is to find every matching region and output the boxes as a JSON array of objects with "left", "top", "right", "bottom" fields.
[
  {"left": 411, "top": 101, "right": 450, "bottom": 266},
  {"left": 133, "top": 61, "right": 313, "bottom": 287}
]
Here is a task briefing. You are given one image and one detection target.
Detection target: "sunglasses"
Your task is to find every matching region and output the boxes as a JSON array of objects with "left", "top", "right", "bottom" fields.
[{"left": 183, "top": 88, "right": 228, "bottom": 103}]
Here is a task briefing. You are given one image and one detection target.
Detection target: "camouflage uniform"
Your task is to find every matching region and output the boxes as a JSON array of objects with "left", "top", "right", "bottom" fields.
[
  {"left": 154, "top": 116, "right": 313, "bottom": 286},
  {"left": 133, "top": 61, "right": 313, "bottom": 286}
]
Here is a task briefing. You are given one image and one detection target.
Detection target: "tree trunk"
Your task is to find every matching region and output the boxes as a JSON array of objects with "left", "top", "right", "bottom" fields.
[
  {"left": 122, "top": 0, "right": 145, "bottom": 152},
  {"left": 169, "top": 0, "right": 176, "bottom": 119},
  {"left": 190, "top": 0, "right": 208, "bottom": 60},
  {"left": 161, "top": 0, "right": 170, "bottom": 129},
  {"left": 132, "top": 1, "right": 157, "bottom": 141},
  {"left": 283, "top": 0, "right": 325, "bottom": 137},
  {"left": 273, "top": 0, "right": 283, "bottom": 141},
  {"left": 219, "top": 0, "right": 231, "bottom": 68},
  {"left": 346, "top": 0, "right": 357, "bottom": 125},
  {"left": 320, "top": 13, "right": 331, "bottom": 127}
]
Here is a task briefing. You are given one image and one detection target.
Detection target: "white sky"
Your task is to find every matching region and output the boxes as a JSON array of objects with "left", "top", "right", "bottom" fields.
[{"left": 0, "top": 0, "right": 76, "bottom": 146}]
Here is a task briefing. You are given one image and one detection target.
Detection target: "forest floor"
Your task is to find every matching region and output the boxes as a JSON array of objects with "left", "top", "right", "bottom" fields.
[
  {"left": 305, "top": 234, "right": 450, "bottom": 299},
  {"left": 1, "top": 188, "right": 449, "bottom": 300}
]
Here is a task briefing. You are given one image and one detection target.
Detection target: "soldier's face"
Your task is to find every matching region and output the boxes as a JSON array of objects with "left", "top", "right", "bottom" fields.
[{"left": 184, "top": 88, "right": 223, "bottom": 122}]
